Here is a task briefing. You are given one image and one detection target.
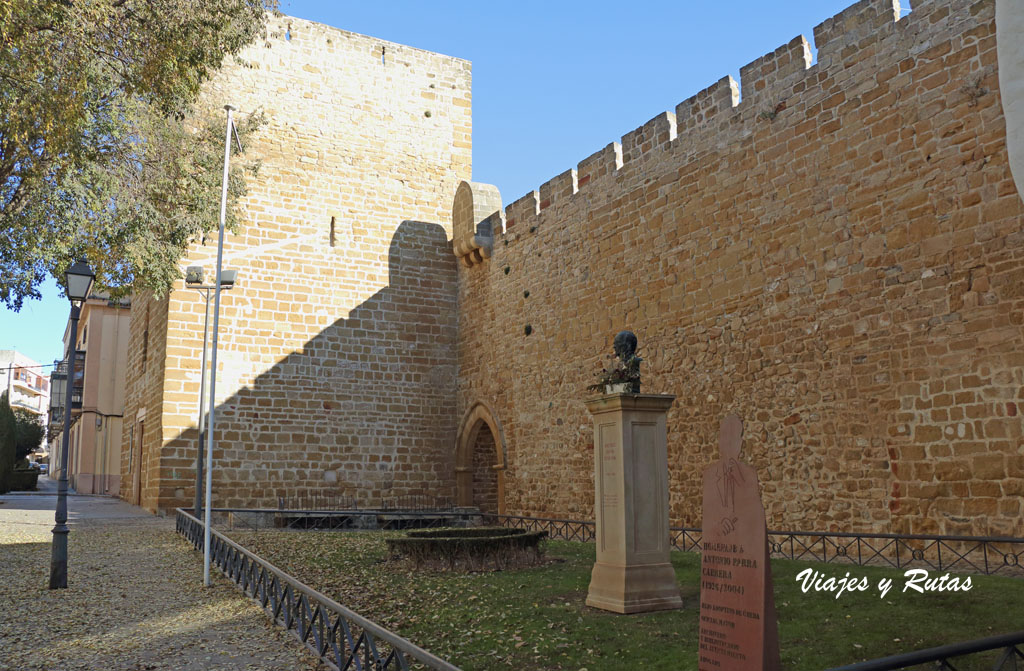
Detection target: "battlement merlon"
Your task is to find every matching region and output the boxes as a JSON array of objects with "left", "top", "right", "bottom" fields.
[
  {"left": 813, "top": 0, "right": 900, "bottom": 66},
  {"left": 539, "top": 169, "right": 578, "bottom": 212},
  {"left": 739, "top": 36, "right": 813, "bottom": 108},
  {"left": 621, "top": 112, "right": 677, "bottom": 166},
  {"left": 675, "top": 76, "right": 740, "bottom": 135},
  {"left": 505, "top": 190, "right": 540, "bottom": 230},
  {"left": 577, "top": 142, "right": 623, "bottom": 190}
]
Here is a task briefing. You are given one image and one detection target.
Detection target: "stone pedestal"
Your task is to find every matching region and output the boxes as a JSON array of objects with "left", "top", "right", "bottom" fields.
[{"left": 584, "top": 393, "right": 682, "bottom": 614}]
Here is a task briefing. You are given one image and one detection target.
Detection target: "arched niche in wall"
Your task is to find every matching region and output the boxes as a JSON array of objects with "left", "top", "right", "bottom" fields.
[{"left": 455, "top": 400, "right": 507, "bottom": 514}]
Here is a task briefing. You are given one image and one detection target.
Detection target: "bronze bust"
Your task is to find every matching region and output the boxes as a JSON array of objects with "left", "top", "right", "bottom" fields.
[{"left": 588, "top": 330, "right": 642, "bottom": 393}]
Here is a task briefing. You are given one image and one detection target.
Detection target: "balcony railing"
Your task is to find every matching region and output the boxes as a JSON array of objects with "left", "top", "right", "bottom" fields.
[
  {"left": 10, "top": 398, "right": 44, "bottom": 414},
  {"left": 11, "top": 377, "right": 46, "bottom": 394}
]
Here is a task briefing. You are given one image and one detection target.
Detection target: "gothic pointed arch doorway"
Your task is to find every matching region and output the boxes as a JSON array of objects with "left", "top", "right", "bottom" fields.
[{"left": 455, "top": 401, "right": 507, "bottom": 514}]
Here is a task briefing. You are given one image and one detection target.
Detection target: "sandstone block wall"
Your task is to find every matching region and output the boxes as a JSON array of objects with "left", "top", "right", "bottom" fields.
[
  {"left": 121, "top": 15, "right": 471, "bottom": 512},
  {"left": 458, "top": 0, "right": 1024, "bottom": 537},
  {"left": 121, "top": 292, "right": 170, "bottom": 510}
]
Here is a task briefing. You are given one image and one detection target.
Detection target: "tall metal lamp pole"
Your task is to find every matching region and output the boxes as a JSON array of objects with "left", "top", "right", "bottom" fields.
[
  {"left": 204, "top": 104, "right": 240, "bottom": 586},
  {"left": 50, "top": 260, "right": 95, "bottom": 589}
]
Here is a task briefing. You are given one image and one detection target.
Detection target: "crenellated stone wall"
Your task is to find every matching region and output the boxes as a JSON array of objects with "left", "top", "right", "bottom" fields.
[
  {"left": 456, "top": 0, "right": 1024, "bottom": 537},
  {"left": 121, "top": 1, "right": 1023, "bottom": 537}
]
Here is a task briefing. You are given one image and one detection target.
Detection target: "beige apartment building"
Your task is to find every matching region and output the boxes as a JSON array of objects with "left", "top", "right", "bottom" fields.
[
  {"left": 1, "top": 350, "right": 50, "bottom": 419},
  {"left": 49, "top": 296, "right": 131, "bottom": 495}
]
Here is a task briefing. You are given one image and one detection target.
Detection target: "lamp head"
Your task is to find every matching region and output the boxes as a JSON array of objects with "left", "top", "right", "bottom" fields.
[
  {"left": 185, "top": 266, "right": 204, "bottom": 286},
  {"left": 219, "top": 269, "right": 238, "bottom": 289},
  {"left": 65, "top": 260, "right": 95, "bottom": 302}
]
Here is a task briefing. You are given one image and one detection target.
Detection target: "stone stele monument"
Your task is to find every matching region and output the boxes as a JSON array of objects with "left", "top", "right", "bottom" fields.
[
  {"left": 698, "top": 415, "right": 780, "bottom": 671},
  {"left": 584, "top": 331, "right": 682, "bottom": 614}
]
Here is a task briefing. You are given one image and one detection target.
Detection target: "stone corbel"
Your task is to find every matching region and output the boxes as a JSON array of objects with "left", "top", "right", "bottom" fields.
[
  {"left": 452, "top": 181, "right": 502, "bottom": 267},
  {"left": 997, "top": 0, "right": 1024, "bottom": 199}
]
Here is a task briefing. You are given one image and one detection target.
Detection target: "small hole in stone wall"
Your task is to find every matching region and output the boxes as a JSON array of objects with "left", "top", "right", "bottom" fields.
[
  {"left": 424, "top": 110, "right": 432, "bottom": 118},
  {"left": 381, "top": 45, "right": 386, "bottom": 65},
  {"left": 503, "top": 266, "right": 510, "bottom": 275},
  {"left": 285, "top": 24, "right": 291, "bottom": 41},
  {"left": 523, "top": 290, "right": 530, "bottom": 298},
  {"left": 524, "top": 325, "right": 533, "bottom": 336},
  {"left": 329, "top": 216, "right": 336, "bottom": 247}
]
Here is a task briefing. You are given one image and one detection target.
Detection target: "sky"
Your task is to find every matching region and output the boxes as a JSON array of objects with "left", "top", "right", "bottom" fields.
[{"left": 0, "top": 0, "right": 911, "bottom": 368}]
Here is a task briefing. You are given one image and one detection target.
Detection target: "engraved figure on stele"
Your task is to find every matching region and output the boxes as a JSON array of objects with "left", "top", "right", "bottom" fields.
[{"left": 698, "top": 415, "right": 780, "bottom": 671}]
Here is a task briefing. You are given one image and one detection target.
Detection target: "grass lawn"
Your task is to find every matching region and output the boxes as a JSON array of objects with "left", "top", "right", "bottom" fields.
[{"left": 226, "top": 530, "right": 1024, "bottom": 670}]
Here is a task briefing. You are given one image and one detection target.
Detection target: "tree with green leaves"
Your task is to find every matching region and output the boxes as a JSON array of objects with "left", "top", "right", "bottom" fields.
[
  {"left": 0, "top": 392, "right": 15, "bottom": 493},
  {"left": 12, "top": 407, "right": 45, "bottom": 463},
  {"left": 0, "top": 0, "right": 276, "bottom": 310}
]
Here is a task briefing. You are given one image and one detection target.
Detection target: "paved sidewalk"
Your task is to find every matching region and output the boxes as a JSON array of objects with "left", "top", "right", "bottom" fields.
[{"left": 0, "top": 488, "right": 320, "bottom": 670}]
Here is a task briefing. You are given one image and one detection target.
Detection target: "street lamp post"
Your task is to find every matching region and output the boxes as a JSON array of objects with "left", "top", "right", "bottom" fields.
[
  {"left": 50, "top": 260, "right": 94, "bottom": 589},
  {"left": 185, "top": 266, "right": 237, "bottom": 517}
]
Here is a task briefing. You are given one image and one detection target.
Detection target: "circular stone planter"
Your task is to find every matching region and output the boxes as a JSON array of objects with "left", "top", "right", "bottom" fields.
[{"left": 385, "top": 526, "right": 547, "bottom": 571}]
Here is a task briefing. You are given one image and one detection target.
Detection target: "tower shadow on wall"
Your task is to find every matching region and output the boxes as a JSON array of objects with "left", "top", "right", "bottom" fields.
[{"left": 164, "top": 220, "right": 459, "bottom": 510}]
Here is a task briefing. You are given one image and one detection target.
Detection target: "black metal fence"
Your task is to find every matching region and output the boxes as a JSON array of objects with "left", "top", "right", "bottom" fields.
[
  {"left": 826, "top": 630, "right": 1024, "bottom": 670},
  {"left": 194, "top": 507, "right": 1024, "bottom": 577},
  {"left": 276, "top": 493, "right": 456, "bottom": 513},
  {"left": 759, "top": 529, "right": 1024, "bottom": 577},
  {"left": 218, "top": 508, "right": 476, "bottom": 532},
  {"left": 488, "top": 514, "right": 1024, "bottom": 577},
  {"left": 175, "top": 508, "right": 461, "bottom": 671},
  {"left": 490, "top": 513, "right": 595, "bottom": 543}
]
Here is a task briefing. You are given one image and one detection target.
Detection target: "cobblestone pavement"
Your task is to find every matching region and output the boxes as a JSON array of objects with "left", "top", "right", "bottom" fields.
[{"left": 0, "top": 485, "right": 320, "bottom": 670}]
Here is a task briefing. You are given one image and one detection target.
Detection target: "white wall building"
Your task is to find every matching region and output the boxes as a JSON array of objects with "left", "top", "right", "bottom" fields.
[{"left": 0, "top": 350, "right": 51, "bottom": 418}]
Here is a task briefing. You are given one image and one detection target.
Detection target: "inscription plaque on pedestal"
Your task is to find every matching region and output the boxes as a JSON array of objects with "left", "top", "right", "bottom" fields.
[{"left": 698, "top": 415, "right": 780, "bottom": 671}]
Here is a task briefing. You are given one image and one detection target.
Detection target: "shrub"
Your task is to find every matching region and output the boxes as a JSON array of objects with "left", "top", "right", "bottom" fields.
[
  {"left": 0, "top": 392, "right": 16, "bottom": 494},
  {"left": 8, "top": 468, "right": 39, "bottom": 491},
  {"left": 12, "top": 407, "right": 45, "bottom": 462}
]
